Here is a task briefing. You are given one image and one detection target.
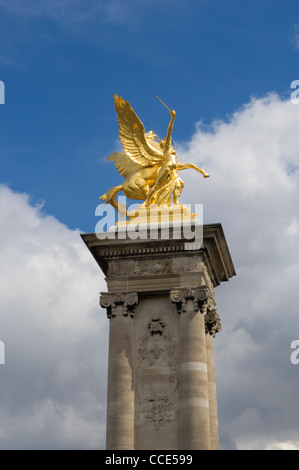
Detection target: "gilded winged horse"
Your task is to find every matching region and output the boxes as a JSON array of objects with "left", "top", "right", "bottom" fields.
[{"left": 100, "top": 94, "right": 209, "bottom": 218}]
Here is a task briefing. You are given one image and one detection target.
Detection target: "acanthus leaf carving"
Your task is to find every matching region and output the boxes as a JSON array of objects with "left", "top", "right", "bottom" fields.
[
  {"left": 169, "top": 286, "right": 211, "bottom": 315},
  {"left": 100, "top": 291, "right": 138, "bottom": 319},
  {"left": 205, "top": 308, "right": 221, "bottom": 337}
]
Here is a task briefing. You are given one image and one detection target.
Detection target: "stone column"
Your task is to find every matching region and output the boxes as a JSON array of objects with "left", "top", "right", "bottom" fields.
[
  {"left": 100, "top": 292, "right": 138, "bottom": 450},
  {"left": 205, "top": 308, "right": 221, "bottom": 450},
  {"left": 82, "top": 223, "right": 236, "bottom": 450},
  {"left": 170, "top": 287, "right": 212, "bottom": 450}
]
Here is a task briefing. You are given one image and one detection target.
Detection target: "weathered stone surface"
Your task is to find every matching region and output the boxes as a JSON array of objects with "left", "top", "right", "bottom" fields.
[
  {"left": 81, "top": 223, "right": 236, "bottom": 287},
  {"left": 81, "top": 223, "right": 235, "bottom": 450}
]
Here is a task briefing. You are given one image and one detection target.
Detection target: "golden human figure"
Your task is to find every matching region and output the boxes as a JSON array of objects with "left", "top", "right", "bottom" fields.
[{"left": 100, "top": 94, "right": 209, "bottom": 218}]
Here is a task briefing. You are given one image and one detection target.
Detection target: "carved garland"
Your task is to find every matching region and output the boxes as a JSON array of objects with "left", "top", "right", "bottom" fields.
[{"left": 137, "top": 317, "right": 177, "bottom": 430}]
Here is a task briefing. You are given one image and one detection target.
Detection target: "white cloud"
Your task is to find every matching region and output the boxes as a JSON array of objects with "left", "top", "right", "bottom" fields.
[
  {"left": 0, "top": 185, "right": 108, "bottom": 449},
  {"left": 179, "top": 93, "right": 299, "bottom": 449},
  {"left": 266, "top": 441, "right": 299, "bottom": 450}
]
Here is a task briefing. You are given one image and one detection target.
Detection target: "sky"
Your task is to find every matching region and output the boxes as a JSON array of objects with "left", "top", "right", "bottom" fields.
[{"left": 1, "top": 0, "right": 299, "bottom": 450}]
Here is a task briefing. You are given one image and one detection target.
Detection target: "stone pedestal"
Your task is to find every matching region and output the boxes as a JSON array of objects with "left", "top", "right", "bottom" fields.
[{"left": 81, "top": 223, "right": 235, "bottom": 450}]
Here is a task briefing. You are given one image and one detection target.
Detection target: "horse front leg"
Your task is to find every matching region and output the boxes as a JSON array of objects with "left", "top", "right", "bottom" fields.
[{"left": 177, "top": 162, "right": 210, "bottom": 178}]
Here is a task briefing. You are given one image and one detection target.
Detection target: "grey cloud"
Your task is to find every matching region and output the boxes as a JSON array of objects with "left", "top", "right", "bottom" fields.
[{"left": 0, "top": 185, "right": 108, "bottom": 449}]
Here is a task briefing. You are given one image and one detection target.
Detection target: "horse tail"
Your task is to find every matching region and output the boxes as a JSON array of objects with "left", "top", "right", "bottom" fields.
[{"left": 99, "top": 185, "right": 127, "bottom": 219}]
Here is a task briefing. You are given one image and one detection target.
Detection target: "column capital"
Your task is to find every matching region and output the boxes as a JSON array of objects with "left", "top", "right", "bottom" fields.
[
  {"left": 205, "top": 308, "right": 221, "bottom": 337},
  {"left": 100, "top": 291, "right": 138, "bottom": 319},
  {"left": 169, "top": 286, "right": 213, "bottom": 315}
]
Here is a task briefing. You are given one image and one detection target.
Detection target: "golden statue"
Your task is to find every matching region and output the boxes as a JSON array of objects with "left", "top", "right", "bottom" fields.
[{"left": 100, "top": 94, "right": 209, "bottom": 219}]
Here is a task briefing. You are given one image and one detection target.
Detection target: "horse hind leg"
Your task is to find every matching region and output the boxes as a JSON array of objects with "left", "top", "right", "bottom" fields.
[{"left": 123, "top": 177, "right": 149, "bottom": 201}]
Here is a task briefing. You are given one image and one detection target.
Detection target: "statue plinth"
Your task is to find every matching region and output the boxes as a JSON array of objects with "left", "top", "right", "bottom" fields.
[
  {"left": 81, "top": 222, "right": 235, "bottom": 450},
  {"left": 117, "top": 204, "right": 196, "bottom": 226}
]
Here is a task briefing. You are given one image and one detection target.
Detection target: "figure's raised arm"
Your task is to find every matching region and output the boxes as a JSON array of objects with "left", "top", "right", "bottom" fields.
[
  {"left": 164, "top": 110, "right": 176, "bottom": 151},
  {"left": 177, "top": 162, "right": 210, "bottom": 178}
]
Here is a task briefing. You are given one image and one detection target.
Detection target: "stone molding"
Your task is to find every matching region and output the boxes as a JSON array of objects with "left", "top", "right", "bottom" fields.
[{"left": 81, "top": 223, "right": 236, "bottom": 287}]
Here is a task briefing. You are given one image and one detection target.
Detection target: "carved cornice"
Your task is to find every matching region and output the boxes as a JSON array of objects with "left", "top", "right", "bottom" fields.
[
  {"left": 169, "top": 286, "right": 212, "bottom": 315},
  {"left": 81, "top": 223, "right": 236, "bottom": 288},
  {"left": 100, "top": 292, "right": 138, "bottom": 319},
  {"left": 205, "top": 308, "right": 221, "bottom": 337}
]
